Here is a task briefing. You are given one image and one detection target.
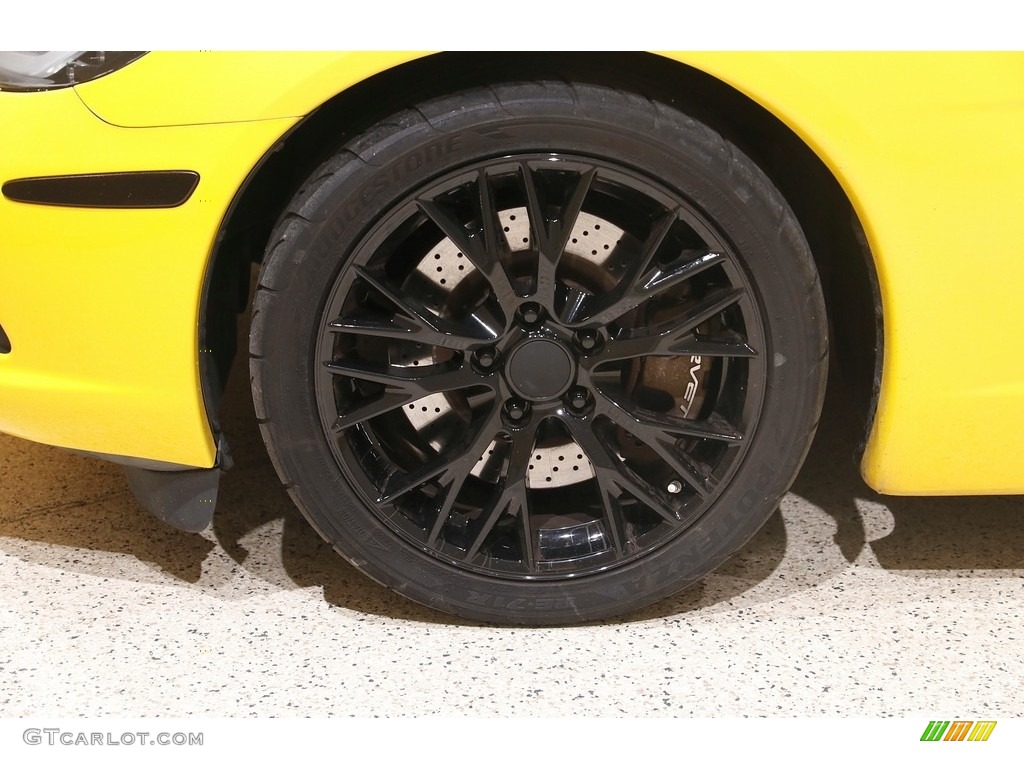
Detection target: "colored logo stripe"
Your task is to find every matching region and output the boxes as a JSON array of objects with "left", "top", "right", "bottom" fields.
[
  {"left": 921, "top": 720, "right": 996, "bottom": 742},
  {"left": 968, "top": 722, "right": 997, "bottom": 742},
  {"left": 944, "top": 721, "right": 973, "bottom": 741}
]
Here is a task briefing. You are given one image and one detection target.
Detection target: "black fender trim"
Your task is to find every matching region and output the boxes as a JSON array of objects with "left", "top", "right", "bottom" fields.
[
  {"left": 124, "top": 464, "right": 219, "bottom": 533},
  {"left": 122, "top": 437, "right": 232, "bottom": 533}
]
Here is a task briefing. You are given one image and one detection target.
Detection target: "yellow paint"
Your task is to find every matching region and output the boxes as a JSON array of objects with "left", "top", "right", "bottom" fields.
[
  {"left": 661, "top": 53, "right": 1024, "bottom": 494},
  {"left": 0, "top": 86, "right": 296, "bottom": 466},
  {"left": 74, "top": 51, "right": 428, "bottom": 126},
  {"left": 3, "top": 52, "right": 1023, "bottom": 493}
]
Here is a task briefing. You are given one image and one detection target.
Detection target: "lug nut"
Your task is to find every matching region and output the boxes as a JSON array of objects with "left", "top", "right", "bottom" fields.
[
  {"left": 504, "top": 398, "right": 529, "bottom": 422},
  {"left": 519, "top": 302, "right": 542, "bottom": 324},
  {"left": 575, "top": 328, "right": 599, "bottom": 351},
  {"left": 474, "top": 347, "right": 497, "bottom": 369},
  {"left": 567, "top": 387, "right": 590, "bottom": 412}
]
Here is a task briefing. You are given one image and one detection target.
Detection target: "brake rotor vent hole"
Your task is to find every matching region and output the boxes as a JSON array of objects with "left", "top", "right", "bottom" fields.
[{"left": 525, "top": 444, "right": 595, "bottom": 488}]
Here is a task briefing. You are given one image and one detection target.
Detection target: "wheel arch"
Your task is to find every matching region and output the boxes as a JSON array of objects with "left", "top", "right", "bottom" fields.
[{"left": 200, "top": 51, "right": 880, "bottom": 458}]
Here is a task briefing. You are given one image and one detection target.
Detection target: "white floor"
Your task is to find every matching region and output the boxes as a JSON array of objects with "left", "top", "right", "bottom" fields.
[{"left": 2, "top": 362, "right": 1022, "bottom": 718}]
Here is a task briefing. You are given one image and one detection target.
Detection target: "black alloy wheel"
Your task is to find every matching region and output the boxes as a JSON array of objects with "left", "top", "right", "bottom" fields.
[{"left": 251, "top": 81, "right": 827, "bottom": 624}]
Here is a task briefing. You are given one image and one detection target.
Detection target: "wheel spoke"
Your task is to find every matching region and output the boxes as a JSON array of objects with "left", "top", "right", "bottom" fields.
[
  {"left": 416, "top": 196, "right": 477, "bottom": 261},
  {"left": 327, "top": 313, "right": 494, "bottom": 352},
  {"left": 616, "top": 403, "right": 743, "bottom": 444},
  {"left": 324, "top": 359, "right": 479, "bottom": 393},
  {"left": 561, "top": 418, "right": 631, "bottom": 553},
  {"left": 563, "top": 415, "right": 685, "bottom": 526},
  {"left": 588, "top": 287, "right": 746, "bottom": 365},
  {"left": 426, "top": 408, "right": 505, "bottom": 546},
  {"left": 614, "top": 469, "right": 685, "bottom": 524},
  {"left": 666, "top": 333, "right": 758, "bottom": 359},
  {"left": 417, "top": 180, "right": 518, "bottom": 309},
  {"left": 562, "top": 210, "right": 675, "bottom": 325},
  {"left": 595, "top": 396, "right": 716, "bottom": 499},
  {"left": 465, "top": 418, "right": 540, "bottom": 562},
  {"left": 595, "top": 484, "right": 628, "bottom": 558},
  {"left": 464, "top": 496, "right": 509, "bottom": 562},
  {"left": 329, "top": 266, "right": 496, "bottom": 350},
  {"left": 325, "top": 359, "right": 488, "bottom": 430},
  {"left": 382, "top": 401, "right": 503, "bottom": 503},
  {"left": 516, "top": 493, "right": 536, "bottom": 572},
  {"left": 332, "top": 391, "right": 421, "bottom": 432},
  {"left": 473, "top": 169, "right": 519, "bottom": 307},
  {"left": 582, "top": 249, "right": 726, "bottom": 327},
  {"left": 520, "top": 162, "right": 597, "bottom": 311}
]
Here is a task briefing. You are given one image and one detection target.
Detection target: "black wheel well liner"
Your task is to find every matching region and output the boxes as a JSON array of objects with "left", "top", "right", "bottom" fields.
[{"left": 200, "top": 51, "right": 880, "bottom": 456}]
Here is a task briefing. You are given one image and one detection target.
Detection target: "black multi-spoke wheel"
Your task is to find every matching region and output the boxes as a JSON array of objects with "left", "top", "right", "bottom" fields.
[
  {"left": 251, "top": 82, "right": 826, "bottom": 623},
  {"left": 316, "top": 156, "right": 764, "bottom": 578}
]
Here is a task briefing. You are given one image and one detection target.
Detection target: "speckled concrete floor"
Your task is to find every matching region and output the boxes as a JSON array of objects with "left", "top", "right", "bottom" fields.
[{"left": 2, "top": 347, "right": 1022, "bottom": 717}]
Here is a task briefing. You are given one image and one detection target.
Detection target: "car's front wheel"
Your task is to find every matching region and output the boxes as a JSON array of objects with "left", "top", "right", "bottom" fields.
[{"left": 250, "top": 81, "right": 827, "bottom": 624}]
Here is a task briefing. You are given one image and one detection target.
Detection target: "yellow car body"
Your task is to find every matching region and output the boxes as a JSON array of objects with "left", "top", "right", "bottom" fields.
[{"left": 2, "top": 51, "right": 1021, "bottom": 494}]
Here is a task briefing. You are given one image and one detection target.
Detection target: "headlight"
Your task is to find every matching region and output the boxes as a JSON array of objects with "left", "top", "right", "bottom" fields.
[{"left": 0, "top": 51, "right": 146, "bottom": 92}]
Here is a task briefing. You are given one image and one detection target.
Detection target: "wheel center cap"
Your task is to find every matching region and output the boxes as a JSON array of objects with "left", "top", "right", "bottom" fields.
[{"left": 506, "top": 338, "right": 575, "bottom": 401}]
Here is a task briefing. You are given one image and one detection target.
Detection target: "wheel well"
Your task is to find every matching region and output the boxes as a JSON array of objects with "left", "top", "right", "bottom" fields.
[{"left": 201, "top": 52, "right": 880, "bottom": 447}]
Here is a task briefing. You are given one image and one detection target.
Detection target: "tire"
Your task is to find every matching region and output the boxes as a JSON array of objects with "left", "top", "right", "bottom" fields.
[{"left": 250, "top": 81, "right": 827, "bottom": 624}]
